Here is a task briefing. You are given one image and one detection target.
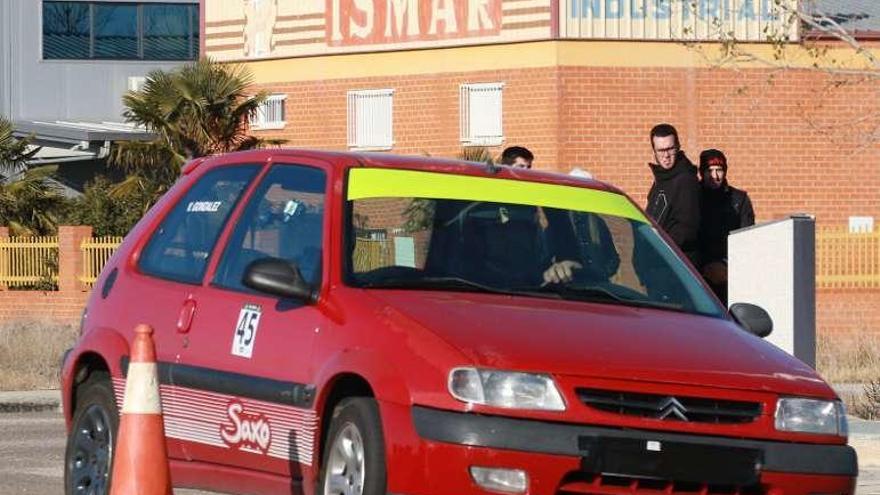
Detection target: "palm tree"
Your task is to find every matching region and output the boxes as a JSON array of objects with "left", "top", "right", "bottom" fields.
[
  {"left": 111, "top": 58, "right": 283, "bottom": 204},
  {"left": 458, "top": 146, "right": 494, "bottom": 164},
  {"left": 0, "top": 116, "right": 66, "bottom": 235},
  {"left": 0, "top": 116, "right": 39, "bottom": 173},
  {"left": 0, "top": 165, "right": 67, "bottom": 235}
]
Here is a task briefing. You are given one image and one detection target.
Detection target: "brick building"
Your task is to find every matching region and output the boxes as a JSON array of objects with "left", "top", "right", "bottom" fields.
[
  {"left": 201, "top": 0, "right": 879, "bottom": 229},
  {"left": 195, "top": 0, "right": 880, "bottom": 349}
]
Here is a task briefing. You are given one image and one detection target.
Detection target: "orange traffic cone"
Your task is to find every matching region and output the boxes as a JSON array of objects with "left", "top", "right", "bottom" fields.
[{"left": 110, "top": 323, "right": 172, "bottom": 495}]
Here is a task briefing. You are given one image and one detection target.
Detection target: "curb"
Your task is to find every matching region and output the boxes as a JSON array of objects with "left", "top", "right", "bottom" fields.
[
  {"left": 0, "top": 401, "right": 61, "bottom": 413},
  {"left": 0, "top": 390, "right": 61, "bottom": 414}
]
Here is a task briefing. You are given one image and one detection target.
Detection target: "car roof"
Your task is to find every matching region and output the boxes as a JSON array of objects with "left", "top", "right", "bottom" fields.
[{"left": 193, "top": 148, "right": 625, "bottom": 195}]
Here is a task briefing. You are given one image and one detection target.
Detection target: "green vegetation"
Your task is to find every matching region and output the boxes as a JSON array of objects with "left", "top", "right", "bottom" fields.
[
  {"left": 0, "top": 117, "right": 65, "bottom": 236},
  {"left": 3, "top": 58, "right": 284, "bottom": 237}
]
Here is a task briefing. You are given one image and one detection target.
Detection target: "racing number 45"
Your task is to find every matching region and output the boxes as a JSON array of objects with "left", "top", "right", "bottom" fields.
[{"left": 232, "top": 304, "right": 262, "bottom": 359}]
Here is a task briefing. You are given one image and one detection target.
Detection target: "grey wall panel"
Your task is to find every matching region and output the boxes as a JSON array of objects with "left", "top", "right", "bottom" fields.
[
  {"left": 0, "top": 0, "right": 10, "bottom": 118},
  {"left": 5, "top": 0, "right": 196, "bottom": 123}
]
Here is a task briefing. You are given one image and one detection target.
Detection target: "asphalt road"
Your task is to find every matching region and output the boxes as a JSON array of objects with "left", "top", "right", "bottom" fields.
[
  {"left": 0, "top": 411, "right": 878, "bottom": 494},
  {"left": 0, "top": 411, "right": 216, "bottom": 495}
]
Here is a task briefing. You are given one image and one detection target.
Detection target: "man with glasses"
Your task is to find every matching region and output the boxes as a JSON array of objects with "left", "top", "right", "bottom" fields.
[{"left": 645, "top": 123, "right": 701, "bottom": 267}]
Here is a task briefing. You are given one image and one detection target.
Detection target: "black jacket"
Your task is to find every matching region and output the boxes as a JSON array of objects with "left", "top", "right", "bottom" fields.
[
  {"left": 646, "top": 153, "right": 701, "bottom": 266},
  {"left": 699, "top": 183, "right": 755, "bottom": 265}
]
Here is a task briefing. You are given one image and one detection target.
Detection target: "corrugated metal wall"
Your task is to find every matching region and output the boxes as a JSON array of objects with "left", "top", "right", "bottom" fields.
[
  {"left": 1, "top": 0, "right": 197, "bottom": 123},
  {"left": 559, "top": 0, "right": 799, "bottom": 41},
  {"left": 0, "top": 1, "right": 12, "bottom": 119}
]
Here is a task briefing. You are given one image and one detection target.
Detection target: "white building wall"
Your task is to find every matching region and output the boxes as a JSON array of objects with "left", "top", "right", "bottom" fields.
[{"left": 0, "top": 0, "right": 197, "bottom": 122}]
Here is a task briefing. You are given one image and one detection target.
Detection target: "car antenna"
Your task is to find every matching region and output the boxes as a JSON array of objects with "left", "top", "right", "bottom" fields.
[{"left": 484, "top": 159, "right": 501, "bottom": 175}]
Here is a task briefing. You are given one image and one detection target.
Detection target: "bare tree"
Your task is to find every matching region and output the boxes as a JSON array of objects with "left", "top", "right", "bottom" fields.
[{"left": 671, "top": 0, "right": 880, "bottom": 148}]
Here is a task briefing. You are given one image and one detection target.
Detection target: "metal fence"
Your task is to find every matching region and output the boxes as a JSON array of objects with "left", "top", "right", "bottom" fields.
[
  {"left": 0, "top": 228, "right": 877, "bottom": 290},
  {"left": 80, "top": 236, "right": 124, "bottom": 287},
  {"left": 352, "top": 238, "right": 394, "bottom": 273},
  {"left": 0, "top": 236, "right": 59, "bottom": 288},
  {"left": 816, "top": 227, "right": 880, "bottom": 289}
]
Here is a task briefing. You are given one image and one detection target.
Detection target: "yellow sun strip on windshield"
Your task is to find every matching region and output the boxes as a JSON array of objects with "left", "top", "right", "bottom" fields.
[{"left": 347, "top": 168, "right": 648, "bottom": 223}]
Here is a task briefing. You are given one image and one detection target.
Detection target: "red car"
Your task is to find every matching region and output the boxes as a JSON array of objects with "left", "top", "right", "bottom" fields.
[{"left": 62, "top": 150, "right": 857, "bottom": 495}]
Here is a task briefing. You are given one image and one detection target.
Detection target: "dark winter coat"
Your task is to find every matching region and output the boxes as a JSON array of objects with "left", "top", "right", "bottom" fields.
[
  {"left": 646, "top": 153, "right": 702, "bottom": 266},
  {"left": 699, "top": 184, "right": 755, "bottom": 265}
]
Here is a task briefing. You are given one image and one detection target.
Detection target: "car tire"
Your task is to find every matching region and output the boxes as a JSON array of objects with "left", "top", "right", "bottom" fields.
[
  {"left": 64, "top": 372, "right": 119, "bottom": 495},
  {"left": 319, "top": 397, "right": 387, "bottom": 495}
]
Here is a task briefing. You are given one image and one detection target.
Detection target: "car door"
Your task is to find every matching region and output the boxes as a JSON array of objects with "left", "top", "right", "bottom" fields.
[
  {"left": 172, "top": 161, "right": 330, "bottom": 480},
  {"left": 123, "top": 164, "right": 262, "bottom": 460}
]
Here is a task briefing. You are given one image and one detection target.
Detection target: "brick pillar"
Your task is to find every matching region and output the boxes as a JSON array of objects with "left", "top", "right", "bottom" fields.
[
  {"left": 58, "top": 226, "right": 92, "bottom": 292},
  {"left": 0, "top": 226, "right": 7, "bottom": 290}
]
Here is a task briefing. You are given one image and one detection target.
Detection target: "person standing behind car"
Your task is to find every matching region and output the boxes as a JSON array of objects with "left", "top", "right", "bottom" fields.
[
  {"left": 500, "top": 146, "right": 534, "bottom": 169},
  {"left": 698, "top": 149, "right": 755, "bottom": 305},
  {"left": 645, "top": 123, "right": 701, "bottom": 267}
]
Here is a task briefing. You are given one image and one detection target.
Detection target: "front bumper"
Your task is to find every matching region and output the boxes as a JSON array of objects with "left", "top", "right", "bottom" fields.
[{"left": 407, "top": 405, "right": 857, "bottom": 495}]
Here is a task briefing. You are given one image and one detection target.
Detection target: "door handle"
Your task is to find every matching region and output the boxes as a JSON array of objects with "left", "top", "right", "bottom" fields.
[{"left": 176, "top": 298, "right": 197, "bottom": 334}]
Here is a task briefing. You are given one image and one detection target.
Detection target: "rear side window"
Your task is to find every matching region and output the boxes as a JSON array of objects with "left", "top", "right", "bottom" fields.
[
  {"left": 213, "top": 164, "right": 327, "bottom": 292},
  {"left": 139, "top": 165, "right": 260, "bottom": 284}
]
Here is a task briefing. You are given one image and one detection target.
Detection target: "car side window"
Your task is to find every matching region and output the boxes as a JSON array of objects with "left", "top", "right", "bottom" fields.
[
  {"left": 138, "top": 165, "right": 260, "bottom": 284},
  {"left": 213, "top": 164, "right": 327, "bottom": 292}
]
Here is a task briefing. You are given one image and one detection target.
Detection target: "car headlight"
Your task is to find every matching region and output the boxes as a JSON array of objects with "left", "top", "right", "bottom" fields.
[
  {"left": 774, "top": 398, "right": 848, "bottom": 436},
  {"left": 448, "top": 367, "right": 566, "bottom": 411}
]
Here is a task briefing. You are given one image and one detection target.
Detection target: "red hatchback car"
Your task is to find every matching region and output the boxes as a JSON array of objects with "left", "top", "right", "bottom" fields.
[{"left": 62, "top": 150, "right": 857, "bottom": 495}]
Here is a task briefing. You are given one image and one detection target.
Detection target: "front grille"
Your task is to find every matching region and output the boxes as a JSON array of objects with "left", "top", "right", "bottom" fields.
[
  {"left": 557, "top": 472, "right": 765, "bottom": 495},
  {"left": 576, "top": 388, "right": 762, "bottom": 424}
]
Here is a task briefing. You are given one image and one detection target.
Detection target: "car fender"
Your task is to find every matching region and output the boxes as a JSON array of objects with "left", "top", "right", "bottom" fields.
[
  {"left": 61, "top": 327, "right": 129, "bottom": 428},
  {"left": 312, "top": 347, "right": 411, "bottom": 410},
  {"left": 310, "top": 347, "right": 429, "bottom": 493}
]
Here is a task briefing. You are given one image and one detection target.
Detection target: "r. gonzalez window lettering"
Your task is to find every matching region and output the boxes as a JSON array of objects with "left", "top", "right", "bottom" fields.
[
  {"left": 138, "top": 165, "right": 260, "bottom": 285},
  {"left": 187, "top": 201, "right": 223, "bottom": 213}
]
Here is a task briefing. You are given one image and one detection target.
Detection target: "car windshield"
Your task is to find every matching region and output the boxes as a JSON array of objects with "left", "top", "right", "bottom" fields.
[{"left": 344, "top": 168, "right": 724, "bottom": 318}]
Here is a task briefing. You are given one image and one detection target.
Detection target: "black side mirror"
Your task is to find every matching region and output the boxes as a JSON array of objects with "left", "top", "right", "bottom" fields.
[
  {"left": 729, "top": 303, "right": 773, "bottom": 338},
  {"left": 243, "top": 257, "right": 316, "bottom": 303}
]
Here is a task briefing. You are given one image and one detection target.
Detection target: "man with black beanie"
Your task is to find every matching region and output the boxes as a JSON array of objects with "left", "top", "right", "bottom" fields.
[
  {"left": 645, "top": 123, "right": 701, "bottom": 267},
  {"left": 698, "top": 148, "right": 755, "bottom": 304}
]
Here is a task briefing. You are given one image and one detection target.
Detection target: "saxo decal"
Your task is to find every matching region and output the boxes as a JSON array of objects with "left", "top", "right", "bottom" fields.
[{"left": 220, "top": 401, "right": 272, "bottom": 455}]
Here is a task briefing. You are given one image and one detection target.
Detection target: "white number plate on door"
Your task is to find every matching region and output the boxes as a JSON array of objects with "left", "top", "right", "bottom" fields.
[{"left": 232, "top": 304, "right": 262, "bottom": 359}]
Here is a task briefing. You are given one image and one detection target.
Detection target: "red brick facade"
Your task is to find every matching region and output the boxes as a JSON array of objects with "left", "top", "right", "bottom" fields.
[
  {"left": 0, "top": 226, "right": 90, "bottom": 325},
  {"left": 254, "top": 64, "right": 880, "bottom": 226},
  {"left": 5, "top": 45, "right": 879, "bottom": 354},
  {"left": 817, "top": 290, "right": 880, "bottom": 342},
  {"left": 242, "top": 52, "right": 880, "bottom": 351}
]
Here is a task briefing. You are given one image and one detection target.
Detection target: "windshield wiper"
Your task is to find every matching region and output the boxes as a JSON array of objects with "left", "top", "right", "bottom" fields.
[
  {"left": 359, "top": 276, "right": 562, "bottom": 299},
  {"left": 539, "top": 284, "right": 687, "bottom": 312}
]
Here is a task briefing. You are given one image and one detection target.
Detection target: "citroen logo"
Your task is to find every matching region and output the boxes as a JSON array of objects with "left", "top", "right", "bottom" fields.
[{"left": 657, "top": 397, "right": 689, "bottom": 421}]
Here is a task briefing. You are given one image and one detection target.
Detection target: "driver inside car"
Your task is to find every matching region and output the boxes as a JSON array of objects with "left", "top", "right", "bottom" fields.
[
  {"left": 426, "top": 200, "right": 608, "bottom": 288},
  {"left": 543, "top": 211, "right": 620, "bottom": 285}
]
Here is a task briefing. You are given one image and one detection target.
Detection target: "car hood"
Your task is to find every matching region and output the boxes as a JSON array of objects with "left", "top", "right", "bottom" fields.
[{"left": 367, "top": 290, "right": 834, "bottom": 398}]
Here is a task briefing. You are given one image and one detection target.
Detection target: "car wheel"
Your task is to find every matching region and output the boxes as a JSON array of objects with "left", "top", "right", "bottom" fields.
[
  {"left": 320, "top": 398, "right": 387, "bottom": 495},
  {"left": 64, "top": 372, "right": 118, "bottom": 495}
]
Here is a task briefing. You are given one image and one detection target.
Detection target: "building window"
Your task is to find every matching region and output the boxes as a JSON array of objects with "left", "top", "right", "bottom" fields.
[
  {"left": 347, "top": 89, "right": 394, "bottom": 150},
  {"left": 460, "top": 82, "right": 504, "bottom": 147},
  {"left": 250, "top": 94, "right": 287, "bottom": 130},
  {"left": 42, "top": 1, "right": 199, "bottom": 61}
]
